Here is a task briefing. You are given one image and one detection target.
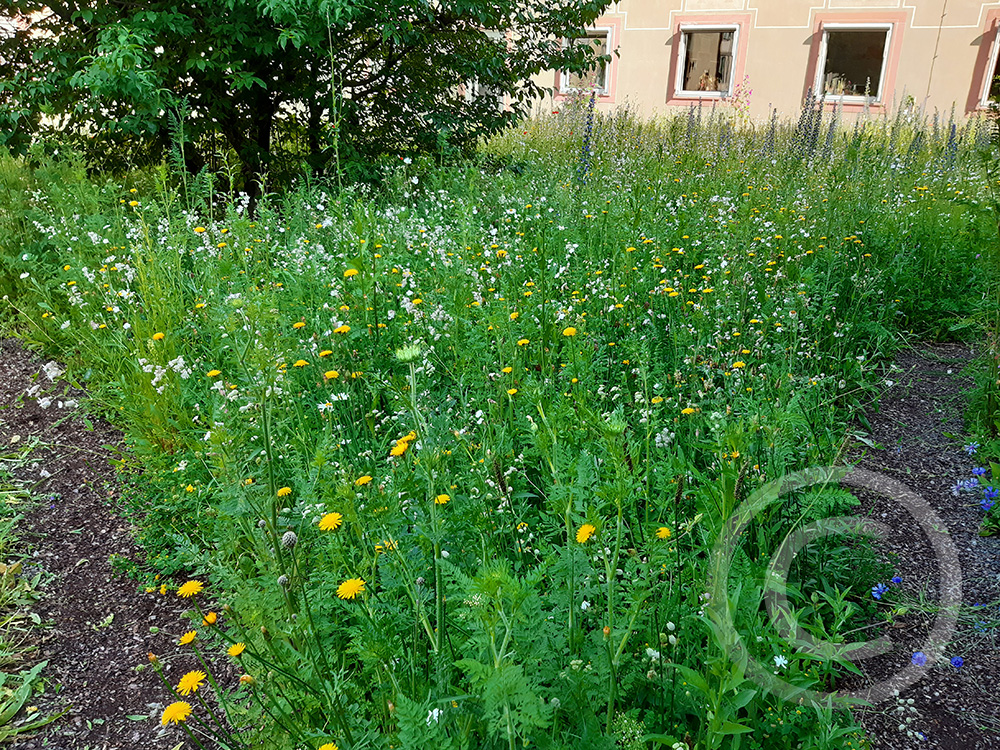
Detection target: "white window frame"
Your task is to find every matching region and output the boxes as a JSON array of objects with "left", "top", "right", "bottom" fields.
[
  {"left": 815, "top": 22, "right": 893, "bottom": 104},
  {"left": 560, "top": 27, "right": 612, "bottom": 96},
  {"left": 981, "top": 22, "right": 1000, "bottom": 107},
  {"left": 674, "top": 24, "right": 740, "bottom": 99}
]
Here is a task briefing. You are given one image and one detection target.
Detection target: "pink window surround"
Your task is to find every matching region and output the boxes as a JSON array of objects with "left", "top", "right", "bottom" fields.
[
  {"left": 554, "top": 16, "right": 622, "bottom": 104},
  {"left": 666, "top": 13, "right": 751, "bottom": 106},
  {"left": 966, "top": 9, "right": 1000, "bottom": 113},
  {"left": 804, "top": 11, "right": 907, "bottom": 113}
]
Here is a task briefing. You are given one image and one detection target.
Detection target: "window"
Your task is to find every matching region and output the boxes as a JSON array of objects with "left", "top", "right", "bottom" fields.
[
  {"left": 676, "top": 26, "right": 738, "bottom": 97},
  {"left": 982, "top": 25, "right": 1000, "bottom": 106},
  {"left": 816, "top": 24, "right": 892, "bottom": 102},
  {"left": 987, "top": 52, "right": 1000, "bottom": 104},
  {"left": 560, "top": 30, "right": 611, "bottom": 95}
]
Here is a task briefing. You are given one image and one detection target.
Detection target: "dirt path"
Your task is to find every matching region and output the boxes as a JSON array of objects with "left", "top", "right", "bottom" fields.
[
  {"left": 0, "top": 337, "right": 997, "bottom": 749},
  {"left": 847, "top": 343, "right": 1000, "bottom": 749},
  {"left": 0, "top": 339, "right": 194, "bottom": 749}
]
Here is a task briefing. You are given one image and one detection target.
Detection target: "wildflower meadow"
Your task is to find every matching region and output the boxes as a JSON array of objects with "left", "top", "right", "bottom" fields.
[{"left": 2, "top": 99, "right": 1000, "bottom": 749}]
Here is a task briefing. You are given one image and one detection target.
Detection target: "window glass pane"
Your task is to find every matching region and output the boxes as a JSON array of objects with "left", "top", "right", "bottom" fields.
[
  {"left": 566, "top": 34, "right": 608, "bottom": 91},
  {"left": 822, "top": 30, "right": 887, "bottom": 97},
  {"left": 682, "top": 31, "right": 734, "bottom": 94}
]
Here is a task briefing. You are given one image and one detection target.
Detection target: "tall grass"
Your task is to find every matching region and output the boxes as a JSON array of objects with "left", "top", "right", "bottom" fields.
[{"left": 1, "top": 100, "right": 996, "bottom": 749}]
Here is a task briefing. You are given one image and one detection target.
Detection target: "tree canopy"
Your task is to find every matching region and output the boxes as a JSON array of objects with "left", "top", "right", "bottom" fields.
[{"left": 0, "top": 0, "right": 610, "bottom": 190}]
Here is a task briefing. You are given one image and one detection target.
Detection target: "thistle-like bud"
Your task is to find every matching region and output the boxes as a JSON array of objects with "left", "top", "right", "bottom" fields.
[
  {"left": 277, "top": 575, "right": 288, "bottom": 587},
  {"left": 281, "top": 531, "right": 297, "bottom": 549}
]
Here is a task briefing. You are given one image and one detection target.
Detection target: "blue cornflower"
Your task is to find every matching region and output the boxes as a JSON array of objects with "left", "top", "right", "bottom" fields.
[
  {"left": 964, "top": 442, "right": 980, "bottom": 455},
  {"left": 983, "top": 487, "right": 998, "bottom": 512},
  {"left": 951, "top": 481, "right": 965, "bottom": 497},
  {"left": 891, "top": 576, "right": 902, "bottom": 585},
  {"left": 950, "top": 656, "right": 963, "bottom": 669},
  {"left": 871, "top": 583, "right": 889, "bottom": 600},
  {"left": 962, "top": 478, "right": 980, "bottom": 492},
  {"left": 973, "top": 467, "right": 988, "bottom": 477},
  {"left": 911, "top": 651, "right": 927, "bottom": 667}
]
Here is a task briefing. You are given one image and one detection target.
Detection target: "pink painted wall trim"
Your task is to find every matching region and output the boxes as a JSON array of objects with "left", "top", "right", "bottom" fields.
[
  {"left": 804, "top": 10, "right": 909, "bottom": 113},
  {"left": 554, "top": 16, "right": 623, "bottom": 104},
  {"left": 966, "top": 9, "right": 1000, "bottom": 113},
  {"left": 665, "top": 12, "right": 752, "bottom": 107}
]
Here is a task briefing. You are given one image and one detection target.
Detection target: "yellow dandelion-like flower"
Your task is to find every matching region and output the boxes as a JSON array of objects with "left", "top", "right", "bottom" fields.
[
  {"left": 177, "top": 580, "right": 204, "bottom": 598},
  {"left": 507, "top": 388, "right": 518, "bottom": 396},
  {"left": 293, "top": 322, "right": 306, "bottom": 329},
  {"left": 681, "top": 407, "right": 696, "bottom": 415},
  {"left": 293, "top": 359, "right": 308, "bottom": 367},
  {"left": 732, "top": 361, "right": 746, "bottom": 369},
  {"left": 517, "top": 338, "right": 529, "bottom": 346},
  {"left": 228, "top": 642, "right": 246, "bottom": 657},
  {"left": 318, "top": 743, "right": 339, "bottom": 750},
  {"left": 206, "top": 369, "right": 221, "bottom": 377},
  {"left": 344, "top": 269, "right": 358, "bottom": 278},
  {"left": 161, "top": 701, "right": 192, "bottom": 726},
  {"left": 194, "top": 227, "right": 206, "bottom": 233},
  {"left": 202, "top": 611, "right": 217, "bottom": 626},
  {"left": 152, "top": 332, "right": 165, "bottom": 341},
  {"left": 355, "top": 475, "right": 373, "bottom": 486},
  {"left": 576, "top": 523, "right": 596, "bottom": 544},
  {"left": 63, "top": 264, "right": 71, "bottom": 271},
  {"left": 501, "top": 366, "right": 513, "bottom": 374},
  {"left": 656, "top": 527, "right": 672, "bottom": 540},
  {"left": 651, "top": 397, "right": 664, "bottom": 404},
  {"left": 277, "top": 486, "right": 292, "bottom": 497},
  {"left": 389, "top": 442, "right": 409, "bottom": 457},
  {"left": 510, "top": 312, "right": 519, "bottom": 320},
  {"left": 324, "top": 370, "right": 339, "bottom": 379},
  {"left": 177, "top": 670, "right": 206, "bottom": 696},
  {"left": 435, "top": 494, "right": 450, "bottom": 505},
  {"left": 562, "top": 327, "right": 577, "bottom": 337},
  {"left": 337, "top": 578, "right": 365, "bottom": 600},
  {"left": 318, "top": 349, "right": 333, "bottom": 357},
  {"left": 319, "top": 512, "right": 343, "bottom": 531},
  {"left": 334, "top": 324, "right": 351, "bottom": 334},
  {"left": 178, "top": 630, "right": 197, "bottom": 645}
]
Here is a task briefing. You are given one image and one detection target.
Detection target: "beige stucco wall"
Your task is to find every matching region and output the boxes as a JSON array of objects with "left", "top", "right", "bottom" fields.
[{"left": 534, "top": 0, "right": 1000, "bottom": 121}]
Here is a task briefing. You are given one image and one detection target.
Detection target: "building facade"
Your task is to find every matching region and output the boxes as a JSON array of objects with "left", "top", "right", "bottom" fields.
[{"left": 542, "top": 1, "right": 1000, "bottom": 120}]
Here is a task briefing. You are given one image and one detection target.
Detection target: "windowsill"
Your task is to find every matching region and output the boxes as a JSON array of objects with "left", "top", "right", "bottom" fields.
[
  {"left": 674, "top": 91, "right": 730, "bottom": 99},
  {"left": 554, "top": 89, "right": 611, "bottom": 100},
  {"left": 818, "top": 96, "right": 885, "bottom": 111}
]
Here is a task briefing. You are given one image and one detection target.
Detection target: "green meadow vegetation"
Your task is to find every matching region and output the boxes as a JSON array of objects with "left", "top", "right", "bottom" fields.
[{"left": 2, "top": 97, "right": 1000, "bottom": 749}]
